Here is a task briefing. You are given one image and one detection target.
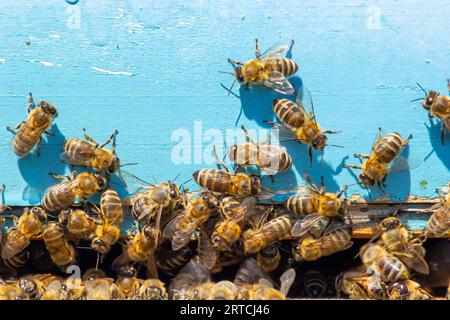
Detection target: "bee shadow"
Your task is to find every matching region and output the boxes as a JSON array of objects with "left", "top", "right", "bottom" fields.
[
  {"left": 424, "top": 118, "right": 450, "bottom": 170},
  {"left": 235, "top": 76, "right": 304, "bottom": 127},
  {"left": 17, "top": 124, "right": 68, "bottom": 205}
]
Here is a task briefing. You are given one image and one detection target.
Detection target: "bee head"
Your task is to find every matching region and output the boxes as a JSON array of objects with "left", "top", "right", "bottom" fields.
[
  {"left": 31, "top": 206, "right": 47, "bottom": 222},
  {"left": 312, "top": 134, "right": 328, "bottom": 151},
  {"left": 58, "top": 208, "right": 73, "bottom": 226},
  {"left": 145, "top": 285, "right": 165, "bottom": 300},
  {"left": 358, "top": 173, "right": 375, "bottom": 187},
  {"left": 234, "top": 66, "right": 245, "bottom": 83},
  {"left": 388, "top": 281, "right": 409, "bottom": 298},
  {"left": 250, "top": 175, "right": 261, "bottom": 195},
  {"left": 118, "top": 265, "right": 137, "bottom": 278},
  {"left": 379, "top": 216, "right": 401, "bottom": 231},
  {"left": 168, "top": 183, "right": 180, "bottom": 200},
  {"left": 93, "top": 172, "right": 107, "bottom": 191},
  {"left": 91, "top": 238, "right": 110, "bottom": 254},
  {"left": 422, "top": 91, "right": 439, "bottom": 111},
  {"left": 39, "top": 101, "right": 58, "bottom": 117}
]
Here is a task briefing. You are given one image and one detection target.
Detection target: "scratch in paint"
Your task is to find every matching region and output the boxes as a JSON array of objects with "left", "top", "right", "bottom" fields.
[
  {"left": 91, "top": 67, "right": 134, "bottom": 76},
  {"left": 40, "top": 61, "right": 62, "bottom": 67},
  {"left": 0, "top": 58, "right": 5, "bottom": 64}
]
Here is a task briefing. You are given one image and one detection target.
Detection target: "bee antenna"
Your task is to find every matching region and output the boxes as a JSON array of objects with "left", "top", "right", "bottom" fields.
[
  {"left": 120, "top": 162, "right": 138, "bottom": 167},
  {"left": 218, "top": 71, "right": 235, "bottom": 76},
  {"left": 171, "top": 173, "right": 181, "bottom": 184},
  {"left": 416, "top": 82, "right": 427, "bottom": 95},
  {"left": 410, "top": 97, "right": 423, "bottom": 102},
  {"left": 228, "top": 80, "right": 237, "bottom": 96},
  {"left": 326, "top": 144, "right": 344, "bottom": 148},
  {"left": 260, "top": 187, "right": 276, "bottom": 195},
  {"left": 179, "top": 178, "right": 192, "bottom": 189}
]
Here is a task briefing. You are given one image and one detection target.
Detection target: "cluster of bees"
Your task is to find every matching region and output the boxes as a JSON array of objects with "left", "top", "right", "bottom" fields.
[{"left": 0, "top": 39, "right": 448, "bottom": 300}]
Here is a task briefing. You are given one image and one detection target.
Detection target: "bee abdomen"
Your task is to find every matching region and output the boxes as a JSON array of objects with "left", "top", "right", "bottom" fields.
[
  {"left": 43, "top": 184, "right": 73, "bottom": 213},
  {"left": 267, "top": 58, "right": 298, "bottom": 77},
  {"left": 264, "top": 215, "right": 294, "bottom": 242},
  {"left": 285, "top": 195, "right": 315, "bottom": 216},
  {"left": 374, "top": 132, "right": 403, "bottom": 163},
  {"left": 379, "top": 255, "right": 408, "bottom": 282},
  {"left": 100, "top": 189, "right": 123, "bottom": 224},
  {"left": 193, "top": 169, "right": 230, "bottom": 193},
  {"left": 13, "top": 126, "right": 38, "bottom": 157},
  {"left": 427, "top": 207, "right": 450, "bottom": 235},
  {"left": 273, "top": 99, "right": 306, "bottom": 128},
  {"left": 3, "top": 250, "right": 29, "bottom": 270}
]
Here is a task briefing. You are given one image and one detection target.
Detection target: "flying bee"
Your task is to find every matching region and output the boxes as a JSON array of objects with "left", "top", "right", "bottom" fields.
[
  {"left": 242, "top": 210, "right": 294, "bottom": 254},
  {"left": 426, "top": 186, "right": 450, "bottom": 235},
  {"left": 115, "top": 265, "right": 141, "bottom": 300},
  {"left": 413, "top": 81, "right": 450, "bottom": 144},
  {"left": 227, "top": 125, "right": 292, "bottom": 176},
  {"left": 90, "top": 189, "right": 123, "bottom": 254},
  {"left": 58, "top": 208, "right": 99, "bottom": 241},
  {"left": 288, "top": 175, "right": 348, "bottom": 238},
  {"left": 169, "top": 256, "right": 211, "bottom": 300},
  {"left": 112, "top": 222, "right": 160, "bottom": 278},
  {"left": 344, "top": 128, "right": 412, "bottom": 189},
  {"left": 122, "top": 172, "right": 182, "bottom": 223},
  {"left": 256, "top": 244, "right": 281, "bottom": 272},
  {"left": 336, "top": 270, "right": 387, "bottom": 300},
  {"left": 388, "top": 279, "right": 435, "bottom": 300},
  {"left": 265, "top": 88, "right": 341, "bottom": 165},
  {"left": 360, "top": 243, "right": 409, "bottom": 282},
  {"left": 292, "top": 225, "right": 353, "bottom": 262},
  {"left": 135, "top": 279, "right": 168, "bottom": 300},
  {"left": 42, "top": 171, "right": 107, "bottom": 213},
  {"left": 1, "top": 207, "right": 46, "bottom": 260},
  {"left": 42, "top": 221, "right": 77, "bottom": 268},
  {"left": 211, "top": 196, "right": 257, "bottom": 252},
  {"left": 376, "top": 216, "right": 429, "bottom": 275},
  {"left": 60, "top": 128, "right": 121, "bottom": 174},
  {"left": 6, "top": 93, "right": 57, "bottom": 157},
  {"left": 225, "top": 39, "right": 297, "bottom": 95}
]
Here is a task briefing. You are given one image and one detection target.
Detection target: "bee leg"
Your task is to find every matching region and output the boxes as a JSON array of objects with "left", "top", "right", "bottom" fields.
[
  {"left": 323, "top": 130, "right": 342, "bottom": 134},
  {"left": 447, "top": 79, "right": 450, "bottom": 94},
  {"left": 241, "top": 125, "right": 256, "bottom": 144},
  {"left": 6, "top": 121, "right": 25, "bottom": 134},
  {"left": 255, "top": 39, "right": 261, "bottom": 58},
  {"left": 49, "top": 173, "right": 72, "bottom": 181},
  {"left": 343, "top": 164, "right": 362, "bottom": 170},
  {"left": 441, "top": 124, "right": 447, "bottom": 145},
  {"left": 227, "top": 58, "right": 243, "bottom": 66},
  {"left": 27, "top": 92, "right": 35, "bottom": 114},
  {"left": 99, "top": 130, "right": 119, "bottom": 149},
  {"left": 82, "top": 128, "right": 100, "bottom": 147},
  {"left": 35, "top": 136, "right": 42, "bottom": 156},
  {"left": 44, "top": 130, "right": 54, "bottom": 136},
  {"left": 288, "top": 39, "right": 295, "bottom": 51},
  {"left": 212, "top": 145, "right": 230, "bottom": 173},
  {"left": 353, "top": 153, "right": 369, "bottom": 159},
  {"left": 269, "top": 175, "right": 275, "bottom": 183},
  {"left": 308, "top": 146, "right": 313, "bottom": 167}
]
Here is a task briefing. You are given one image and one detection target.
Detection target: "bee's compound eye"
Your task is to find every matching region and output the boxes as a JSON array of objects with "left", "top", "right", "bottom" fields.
[{"left": 32, "top": 207, "right": 39, "bottom": 214}]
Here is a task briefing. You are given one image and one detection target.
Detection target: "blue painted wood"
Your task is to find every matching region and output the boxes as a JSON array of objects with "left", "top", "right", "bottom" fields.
[{"left": 0, "top": 0, "right": 449, "bottom": 206}]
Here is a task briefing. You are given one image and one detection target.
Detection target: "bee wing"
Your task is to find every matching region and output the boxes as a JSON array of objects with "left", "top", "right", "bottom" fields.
[
  {"left": 320, "top": 233, "right": 354, "bottom": 252},
  {"left": 197, "top": 228, "right": 218, "bottom": 270},
  {"left": 279, "top": 268, "right": 296, "bottom": 296},
  {"left": 258, "top": 278, "right": 275, "bottom": 289},
  {"left": 262, "top": 71, "right": 295, "bottom": 95},
  {"left": 388, "top": 156, "right": 421, "bottom": 173},
  {"left": 60, "top": 152, "right": 92, "bottom": 167},
  {"left": 119, "top": 170, "right": 154, "bottom": 195},
  {"left": 291, "top": 213, "right": 328, "bottom": 238},
  {"left": 162, "top": 210, "right": 184, "bottom": 240},
  {"left": 229, "top": 196, "right": 257, "bottom": 224},
  {"left": 295, "top": 86, "right": 315, "bottom": 122},
  {"left": 172, "top": 221, "right": 198, "bottom": 251},
  {"left": 259, "top": 42, "right": 291, "bottom": 59},
  {"left": 145, "top": 251, "right": 159, "bottom": 279},
  {"left": 393, "top": 242, "right": 430, "bottom": 275}
]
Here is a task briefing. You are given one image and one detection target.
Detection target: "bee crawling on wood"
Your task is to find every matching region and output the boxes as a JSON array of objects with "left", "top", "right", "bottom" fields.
[
  {"left": 225, "top": 39, "right": 298, "bottom": 95},
  {"left": 6, "top": 92, "right": 57, "bottom": 158}
]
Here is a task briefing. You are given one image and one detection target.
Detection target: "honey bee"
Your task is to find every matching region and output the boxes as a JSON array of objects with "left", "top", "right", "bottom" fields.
[
  {"left": 0, "top": 282, "right": 22, "bottom": 300},
  {"left": 376, "top": 216, "right": 429, "bottom": 275},
  {"left": 226, "top": 39, "right": 297, "bottom": 95},
  {"left": 193, "top": 169, "right": 261, "bottom": 197},
  {"left": 112, "top": 223, "right": 160, "bottom": 277},
  {"left": 2, "top": 249, "right": 30, "bottom": 272},
  {"left": 6, "top": 93, "right": 57, "bottom": 157},
  {"left": 42, "top": 221, "right": 77, "bottom": 268},
  {"left": 344, "top": 128, "right": 412, "bottom": 188},
  {"left": 135, "top": 279, "right": 168, "bottom": 300},
  {"left": 84, "top": 278, "right": 119, "bottom": 300},
  {"left": 360, "top": 243, "right": 409, "bottom": 282},
  {"left": 40, "top": 278, "right": 67, "bottom": 300},
  {"left": 42, "top": 171, "right": 107, "bottom": 213},
  {"left": 253, "top": 268, "right": 296, "bottom": 300},
  {"left": 288, "top": 175, "right": 348, "bottom": 238},
  {"left": 169, "top": 257, "right": 211, "bottom": 300},
  {"left": 426, "top": 187, "right": 450, "bottom": 235},
  {"left": 227, "top": 125, "right": 292, "bottom": 175},
  {"left": 1, "top": 207, "right": 46, "bottom": 260},
  {"left": 292, "top": 226, "right": 353, "bottom": 262},
  {"left": 242, "top": 212, "right": 294, "bottom": 254},
  {"left": 123, "top": 172, "right": 182, "bottom": 223},
  {"left": 58, "top": 208, "right": 99, "bottom": 241},
  {"left": 388, "top": 279, "right": 435, "bottom": 300},
  {"left": 90, "top": 189, "right": 123, "bottom": 254},
  {"left": 413, "top": 81, "right": 450, "bottom": 144},
  {"left": 204, "top": 281, "right": 239, "bottom": 300},
  {"left": 265, "top": 88, "right": 341, "bottom": 165},
  {"left": 336, "top": 270, "right": 387, "bottom": 300},
  {"left": 211, "top": 196, "right": 256, "bottom": 251},
  {"left": 115, "top": 265, "right": 141, "bottom": 299},
  {"left": 156, "top": 244, "right": 193, "bottom": 274},
  {"left": 60, "top": 128, "right": 120, "bottom": 174},
  {"left": 256, "top": 245, "right": 281, "bottom": 272}
]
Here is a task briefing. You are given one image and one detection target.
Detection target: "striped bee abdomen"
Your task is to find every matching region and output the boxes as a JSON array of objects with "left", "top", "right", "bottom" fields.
[
  {"left": 273, "top": 99, "right": 306, "bottom": 128},
  {"left": 426, "top": 206, "right": 450, "bottom": 235},
  {"left": 13, "top": 125, "right": 39, "bottom": 157},
  {"left": 267, "top": 58, "right": 298, "bottom": 77},
  {"left": 285, "top": 195, "right": 315, "bottom": 216},
  {"left": 42, "top": 182, "right": 75, "bottom": 213},
  {"left": 3, "top": 250, "right": 30, "bottom": 270},
  {"left": 100, "top": 189, "right": 123, "bottom": 225},
  {"left": 373, "top": 132, "right": 403, "bottom": 164},
  {"left": 262, "top": 215, "right": 294, "bottom": 243},
  {"left": 193, "top": 169, "right": 232, "bottom": 194},
  {"left": 378, "top": 255, "right": 409, "bottom": 282}
]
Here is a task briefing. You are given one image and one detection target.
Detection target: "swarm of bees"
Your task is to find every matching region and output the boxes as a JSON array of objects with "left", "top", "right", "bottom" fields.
[{"left": 0, "top": 40, "right": 448, "bottom": 300}]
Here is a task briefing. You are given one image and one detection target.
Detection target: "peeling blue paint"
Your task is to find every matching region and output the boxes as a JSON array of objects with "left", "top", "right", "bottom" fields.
[{"left": 0, "top": 0, "right": 449, "bottom": 206}]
